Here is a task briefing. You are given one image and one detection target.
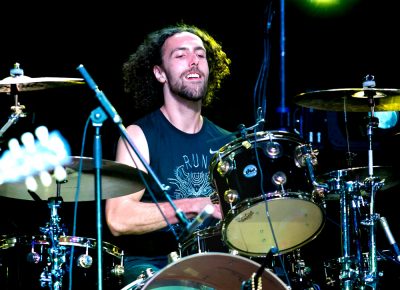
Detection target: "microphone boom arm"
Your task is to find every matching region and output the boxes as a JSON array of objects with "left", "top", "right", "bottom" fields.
[{"left": 77, "top": 65, "right": 192, "bottom": 230}]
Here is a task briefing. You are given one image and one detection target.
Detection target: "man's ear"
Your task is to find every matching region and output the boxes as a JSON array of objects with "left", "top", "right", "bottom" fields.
[{"left": 153, "top": 65, "right": 166, "bottom": 83}]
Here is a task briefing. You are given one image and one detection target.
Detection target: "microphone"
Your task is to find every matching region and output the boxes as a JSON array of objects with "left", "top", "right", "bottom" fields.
[
  {"left": 379, "top": 216, "right": 400, "bottom": 262},
  {"left": 183, "top": 204, "right": 214, "bottom": 238}
]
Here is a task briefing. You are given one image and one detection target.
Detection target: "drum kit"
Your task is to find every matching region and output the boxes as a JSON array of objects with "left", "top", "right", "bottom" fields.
[
  {"left": 0, "top": 64, "right": 144, "bottom": 290},
  {"left": 0, "top": 151, "right": 145, "bottom": 289},
  {"left": 0, "top": 64, "right": 399, "bottom": 290},
  {"left": 0, "top": 150, "right": 143, "bottom": 289},
  {"left": 169, "top": 76, "right": 400, "bottom": 290}
]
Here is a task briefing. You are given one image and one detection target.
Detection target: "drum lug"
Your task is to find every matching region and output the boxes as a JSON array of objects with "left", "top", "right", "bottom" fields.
[
  {"left": 224, "top": 189, "right": 239, "bottom": 204},
  {"left": 217, "top": 157, "right": 234, "bottom": 177},
  {"left": 265, "top": 141, "right": 283, "bottom": 159}
]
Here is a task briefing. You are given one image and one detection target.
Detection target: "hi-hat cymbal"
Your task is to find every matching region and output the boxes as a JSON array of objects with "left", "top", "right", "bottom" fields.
[
  {"left": 0, "top": 156, "right": 147, "bottom": 202},
  {"left": 0, "top": 75, "right": 85, "bottom": 93},
  {"left": 294, "top": 88, "right": 400, "bottom": 112},
  {"left": 317, "top": 165, "right": 399, "bottom": 200}
]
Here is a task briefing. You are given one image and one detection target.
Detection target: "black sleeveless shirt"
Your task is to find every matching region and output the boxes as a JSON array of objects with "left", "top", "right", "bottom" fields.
[{"left": 116, "top": 109, "right": 234, "bottom": 256}]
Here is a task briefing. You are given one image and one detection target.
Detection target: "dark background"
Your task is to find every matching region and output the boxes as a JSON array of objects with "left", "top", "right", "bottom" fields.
[{"left": 1, "top": 1, "right": 400, "bottom": 289}]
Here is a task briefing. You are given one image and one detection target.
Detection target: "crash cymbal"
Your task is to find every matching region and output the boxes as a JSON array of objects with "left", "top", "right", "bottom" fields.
[
  {"left": 294, "top": 88, "right": 400, "bottom": 112},
  {"left": 0, "top": 75, "right": 85, "bottom": 93},
  {"left": 317, "top": 165, "right": 399, "bottom": 200},
  {"left": 0, "top": 156, "right": 147, "bottom": 202}
]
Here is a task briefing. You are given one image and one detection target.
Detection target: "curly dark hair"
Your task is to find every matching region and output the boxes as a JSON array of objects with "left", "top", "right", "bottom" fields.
[{"left": 122, "top": 23, "right": 231, "bottom": 111}]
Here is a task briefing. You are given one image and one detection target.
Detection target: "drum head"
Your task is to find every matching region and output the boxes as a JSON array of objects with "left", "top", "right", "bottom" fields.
[
  {"left": 223, "top": 194, "right": 326, "bottom": 256},
  {"left": 125, "top": 252, "right": 289, "bottom": 290}
]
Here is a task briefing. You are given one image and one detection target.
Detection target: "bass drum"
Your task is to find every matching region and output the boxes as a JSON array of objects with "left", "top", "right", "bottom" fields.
[
  {"left": 121, "top": 252, "right": 290, "bottom": 290},
  {"left": 209, "top": 131, "right": 326, "bottom": 257}
]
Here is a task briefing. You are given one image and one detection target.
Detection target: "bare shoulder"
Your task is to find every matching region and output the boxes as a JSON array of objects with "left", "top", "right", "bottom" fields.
[{"left": 116, "top": 124, "right": 150, "bottom": 170}]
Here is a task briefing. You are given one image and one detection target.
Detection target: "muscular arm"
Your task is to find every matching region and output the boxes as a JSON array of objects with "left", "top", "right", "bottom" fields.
[{"left": 105, "top": 124, "right": 221, "bottom": 236}]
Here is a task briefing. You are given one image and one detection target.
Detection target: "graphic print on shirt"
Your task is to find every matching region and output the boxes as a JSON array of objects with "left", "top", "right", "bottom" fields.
[{"left": 168, "top": 153, "right": 213, "bottom": 199}]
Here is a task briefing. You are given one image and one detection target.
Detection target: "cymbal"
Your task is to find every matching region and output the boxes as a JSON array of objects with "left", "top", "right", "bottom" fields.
[
  {"left": 294, "top": 88, "right": 400, "bottom": 112},
  {"left": 0, "top": 156, "right": 147, "bottom": 202},
  {"left": 0, "top": 75, "right": 85, "bottom": 93},
  {"left": 317, "top": 165, "right": 399, "bottom": 200}
]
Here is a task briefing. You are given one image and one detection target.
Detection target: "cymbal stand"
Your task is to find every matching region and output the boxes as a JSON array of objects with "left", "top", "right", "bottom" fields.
[
  {"left": 358, "top": 109, "right": 381, "bottom": 289},
  {"left": 357, "top": 75, "right": 385, "bottom": 289},
  {"left": 0, "top": 86, "right": 27, "bottom": 138},
  {"left": 337, "top": 176, "right": 364, "bottom": 290},
  {"left": 324, "top": 75, "right": 387, "bottom": 290},
  {"left": 39, "top": 182, "right": 67, "bottom": 290}
]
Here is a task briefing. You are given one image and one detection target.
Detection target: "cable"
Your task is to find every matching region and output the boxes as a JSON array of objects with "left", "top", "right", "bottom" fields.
[
  {"left": 68, "top": 115, "right": 91, "bottom": 290},
  {"left": 120, "top": 136, "right": 179, "bottom": 240}
]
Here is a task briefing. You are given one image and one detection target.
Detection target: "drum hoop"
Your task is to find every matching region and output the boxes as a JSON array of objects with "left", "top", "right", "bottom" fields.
[
  {"left": 210, "top": 130, "right": 305, "bottom": 167},
  {"left": 221, "top": 194, "right": 326, "bottom": 256},
  {"left": 0, "top": 235, "right": 50, "bottom": 250},
  {"left": 134, "top": 252, "right": 290, "bottom": 290},
  {"left": 59, "top": 235, "right": 123, "bottom": 258},
  {"left": 0, "top": 235, "right": 123, "bottom": 258},
  {"left": 179, "top": 224, "right": 222, "bottom": 250}
]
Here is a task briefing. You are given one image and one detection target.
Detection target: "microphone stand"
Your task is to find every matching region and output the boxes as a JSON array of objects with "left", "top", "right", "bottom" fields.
[
  {"left": 77, "top": 64, "right": 193, "bottom": 250},
  {"left": 90, "top": 107, "right": 108, "bottom": 290}
]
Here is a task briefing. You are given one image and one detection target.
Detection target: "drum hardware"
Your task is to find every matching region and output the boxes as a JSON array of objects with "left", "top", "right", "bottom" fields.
[
  {"left": 237, "top": 108, "right": 265, "bottom": 140},
  {"left": 27, "top": 243, "right": 43, "bottom": 264},
  {"left": 378, "top": 217, "right": 400, "bottom": 263},
  {"left": 0, "top": 63, "right": 84, "bottom": 138},
  {"left": 295, "top": 75, "right": 400, "bottom": 289},
  {"left": 178, "top": 223, "right": 234, "bottom": 257},
  {"left": 121, "top": 253, "right": 290, "bottom": 290},
  {"left": 287, "top": 249, "right": 312, "bottom": 282},
  {"left": 293, "top": 143, "right": 329, "bottom": 207},
  {"left": 110, "top": 250, "right": 125, "bottom": 278},
  {"left": 38, "top": 195, "right": 68, "bottom": 289},
  {"left": 316, "top": 166, "right": 397, "bottom": 201},
  {"left": 123, "top": 268, "right": 156, "bottom": 290},
  {"left": 0, "top": 63, "right": 26, "bottom": 139},
  {"left": 76, "top": 243, "right": 94, "bottom": 269},
  {"left": 281, "top": 249, "right": 320, "bottom": 290},
  {"left": 317, "top": 171, "right": 388, "bottom": 289},
  {"left": 210, "top": 131, "right": 326, "bottom": 257}
]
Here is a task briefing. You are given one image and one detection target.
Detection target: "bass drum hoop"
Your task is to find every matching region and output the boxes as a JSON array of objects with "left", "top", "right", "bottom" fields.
[{"left": 121, "top": 252, "right": 290, "bottom": 290}]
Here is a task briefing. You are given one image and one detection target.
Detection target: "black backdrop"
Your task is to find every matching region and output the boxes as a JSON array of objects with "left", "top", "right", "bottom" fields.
[{"left": 1, "top": 1, "right": 400, "bottom": 289}]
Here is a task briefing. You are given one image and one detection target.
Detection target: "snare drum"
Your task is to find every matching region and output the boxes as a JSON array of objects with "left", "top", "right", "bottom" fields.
[
  {"left": 210, "top": 131, "right": 325, "bottom": 256},
  {"left": 0, "top": 234, "right": 123, "bottom": 290}
]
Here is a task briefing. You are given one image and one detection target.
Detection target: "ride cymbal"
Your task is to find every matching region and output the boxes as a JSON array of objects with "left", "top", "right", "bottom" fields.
[
  {"left": 294, "top": 88, "right": 400, "bottom": 112},
  {"left": 0, "top": 156, "right": 147, "bottom": 202},
  {"left": 0, "top": 75, "right": 85, "bottom": 93}
]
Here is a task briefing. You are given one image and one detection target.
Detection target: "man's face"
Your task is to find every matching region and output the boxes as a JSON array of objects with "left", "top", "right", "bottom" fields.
[{"left": 159, "top": 31, "right": 209, "bottom": 102}]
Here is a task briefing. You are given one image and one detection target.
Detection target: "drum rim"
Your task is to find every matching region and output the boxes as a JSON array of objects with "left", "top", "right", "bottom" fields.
[
  {"left": 0, "top": 235, "right": 49, "bottom": 250},
  {"left": 221, "top": 194, "right": 326, "bottom": 256},
  {"left": 209, "top": 130, "right": 305, "bottom": 168},
  {"left": 0, "top": 234, "right": 123, "bottom": 258},
  {"left": 126, "top": 252, "right": 290, "bottom": 290},
  {"left": 59, "top": 235, "right": 123, "bottom": 258}
]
